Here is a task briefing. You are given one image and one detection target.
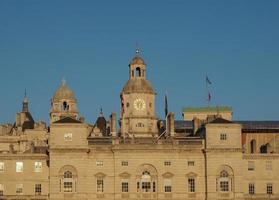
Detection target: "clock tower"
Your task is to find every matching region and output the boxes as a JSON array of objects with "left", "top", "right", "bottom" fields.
[{"left": 120, "top": 49, "right": 158, "bottom": 137}]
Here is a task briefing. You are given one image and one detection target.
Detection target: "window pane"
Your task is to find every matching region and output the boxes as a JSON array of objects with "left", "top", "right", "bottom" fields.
[
  {"left": 267, "top": 183, "right": 273, "bottom": 194},
  {"left": 188, "top": 178, "right": 195, "bottom": 192},
  {"left": 122, "top": 182, "right": 128, "bottom": 192},
  {"left": 249, "top": 183, "right": 255, "bottom": 194},
  {"left": 35, "top": 162, "right": 42, "bottom": 172},
  {"left": 35, "top": 184, "right": 42, "bottom": 195},
  {"left": 97, "top": 180, "right": 104, "bottom": 193},
  {"left": 16, "top": 162, "right": 23, "bottom": 172},
  {"left": 0, "top": 162, "right": 4, "bottom": 172},
  {"left": 220, "top": 181, "right": 229, "bottom": 192}
]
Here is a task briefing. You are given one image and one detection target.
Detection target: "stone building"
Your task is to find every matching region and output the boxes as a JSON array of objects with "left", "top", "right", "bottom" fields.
[{"left": 0, "top": 50, "right": 278, "bottom": 200}]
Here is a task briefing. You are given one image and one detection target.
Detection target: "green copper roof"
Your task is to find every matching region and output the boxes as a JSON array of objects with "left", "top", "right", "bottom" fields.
[{"left": 182, "top": 106, "right": 233, "bottom": 113}]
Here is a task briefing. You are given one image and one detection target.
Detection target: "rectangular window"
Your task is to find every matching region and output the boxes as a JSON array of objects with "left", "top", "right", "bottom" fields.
[
  {"left": 122, "top": 181, "right": 129, "bottom": 193},
  {"left": 248, "top": 183, "right": 255, "bottom": 195},
  {"left": 16, "top": 183, "right": 23, "bottom": 194},
  {"left": 220, "top": 133, "right": 227, "bottom": 140},
  {"left": 142, "top": 182, "right": 151, "bottom": 192},
  {"left": 164, "top": 179, "right": 172, "bottom": 193},
  {"left": 64, "top": 133, "right": 72, "bottom": 141},
  {"left": 96, "top": 161, "right": 103, "bottom": 167},
  {"left": 97, "top": 179, "right": 104, "bottom": 193},
  {"left": 164, "top": 161, "right": 171, "bottom": 166},
  {"left": 0, "top": 184, "right": 4, "bottom": 196},
  {"left": 137, "top": 182, "right": 140, "bottom": 192},
  {"left": 0, "top": 162, "right": 4, "bottom": 172},
  {"left": 220, "top": 181, "right": 229, "bottom": 192},
  {"left": 121, "top": 161, "right": 128, "bottom": 166},
  {"left": 16, "top": 161, "right": 23, "bottom": 172},
  {"left": 188, "top": 161, "right": 195, "bottom": 166},
  {"left": 64, "top": 182, "right": 72, "bottom": 192},
  {"left": 35, "top": 184, "right": 41, "bottom": 195},
  {"left": 248, "top": 161, "right": 255, "bottom": 171},
  {"left": 267, "top": 183, "right": 272, "bottom": 195},
  {"left": 188, "top": 178, "right": 195, "bottom": 193},
  {"left": 266, "top": 161, "right": 272, "bottom": 171},
  {"left": 153, "top": 182, "right": 156, "bottom": 192},
  {"left": 35, "top": 162, "right": 42, "bottom": 172}
]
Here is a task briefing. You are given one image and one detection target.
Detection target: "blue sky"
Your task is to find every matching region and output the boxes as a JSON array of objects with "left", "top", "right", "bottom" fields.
[{"left": 0, "top": 0, "right": 279, "bottom": 124}]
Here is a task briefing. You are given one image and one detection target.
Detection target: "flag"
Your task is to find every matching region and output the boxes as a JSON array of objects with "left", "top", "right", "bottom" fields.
[
  {"left": 164, "top": 92, "right": 168, "bottom": 118},
  {"left": 206, "top": 76, "right": 212, "bottom": 85}
]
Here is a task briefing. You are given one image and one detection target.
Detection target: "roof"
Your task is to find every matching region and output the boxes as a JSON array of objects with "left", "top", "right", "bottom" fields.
[
  {"left": 53, "top": 80, "right": 76, "bottom": 101},
  {"left": 53, "top": 117, "right": 82, "bottom": 124},
  {"left": 122, "top": 79, "right": 155, "bottom": 94},
  {"left": 130, "top": 56, "right": 145, "bottom": 65},
  {"left": 236, "top": 121, "right": 279, "bottom": 129},
  {"left": 182, "top": 106, "right": 232, "bottom": 113},
  {"left": 209, "top": 118, "right": 233, "bottom": 124}
]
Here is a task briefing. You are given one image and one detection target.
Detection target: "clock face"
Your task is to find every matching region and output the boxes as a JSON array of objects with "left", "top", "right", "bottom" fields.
[{"left": 133, "top": 98, "right": 146, "bottom": 111}]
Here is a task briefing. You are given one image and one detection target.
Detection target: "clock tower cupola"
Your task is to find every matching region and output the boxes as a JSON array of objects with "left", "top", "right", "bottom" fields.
[{"left": 120, "top": 49, "right": 158, "bottom": 137}]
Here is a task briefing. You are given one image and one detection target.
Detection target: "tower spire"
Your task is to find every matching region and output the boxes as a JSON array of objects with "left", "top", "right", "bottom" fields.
[{"left": 22, "top": 89, "right": 29, "bottom": 112}]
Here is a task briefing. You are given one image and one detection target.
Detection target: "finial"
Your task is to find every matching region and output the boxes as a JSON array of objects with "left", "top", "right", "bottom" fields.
[
  {"left": 99, "top": 107, "right": 104, "bottom": 117},
  {"left": 135, "top": 42, "right": 140, "bottom": 56},
  {"left": 62, "top": 77, "right": 66, "bottom": 86},
  {"left": 23, "top": 89, "right": 28, "bottom": 103}
]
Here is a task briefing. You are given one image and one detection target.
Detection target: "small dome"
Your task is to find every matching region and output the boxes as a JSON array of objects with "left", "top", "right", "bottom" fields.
[
  {"left": 95, "top": 111, "right": 107, "bottom": 135},
  {"left": 130, "top": 56, "right": 145, "bottom": 65},
  {"left": 53, "top": 80, "right": 76, "bottom": 101},
  {"left": 122, "top": 79, "right": 154, "bottom": 94}
]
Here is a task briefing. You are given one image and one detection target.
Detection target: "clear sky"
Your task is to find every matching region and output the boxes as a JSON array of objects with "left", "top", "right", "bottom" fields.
[{"left": 0, "top": 0, "right": 279, "bottom": 124}]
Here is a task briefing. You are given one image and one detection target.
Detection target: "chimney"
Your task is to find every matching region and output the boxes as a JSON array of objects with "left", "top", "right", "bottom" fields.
[
  {"left": 110, "top": 112, "right": 117, "bottom": 137},
  {"left": 166, "top": 112, "right": 175, "bottom": 137},
  {"left": 193, "top": 117, "right": 201, "bottom": 135}
]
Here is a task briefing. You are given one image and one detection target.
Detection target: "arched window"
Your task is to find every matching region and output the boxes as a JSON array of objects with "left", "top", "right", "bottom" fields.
[
  {"left": 62, "top": 101, "right": 69, "bottom": 111},
  {"left": 250, "top": 140, "right": 256, "bottom": 154},
  {"left": 136, "top": 67, "right": 141, "bottom": 77},
  {"left": 219, "top": 170, "right": 230, "bottom": 192},
  {"left": 63, "top": 171, "right": 73, "bottom": 192},
  {"left": 141, "top": 171, "right": 151, "bottom": 192}
]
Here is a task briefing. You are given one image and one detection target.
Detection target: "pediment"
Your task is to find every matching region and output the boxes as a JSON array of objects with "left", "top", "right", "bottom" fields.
[
  {"left": 95, "top": 172, "right": 106, "bottom": 178},
  {"left": 186, "top": 172, "right": 197, "bottom": 177},
  {"left": 162, "top": 172, "right": 174, "bottom": 178},
  {"left": 119, "top": 172, "right": 131, "bottom": 178}
]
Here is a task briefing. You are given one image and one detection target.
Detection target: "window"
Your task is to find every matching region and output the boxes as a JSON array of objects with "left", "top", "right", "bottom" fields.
[
  {"left": 153, "top": 182, "right": 156, "bottom": 192},
  {"left": 248, "top": 183, "right": 255, "bottom": 195},
  {"left": 188, "top": 161, "right": 195, "bottom": 166},
  {"left": 96, "top": 161, "right": 103, "bottom": 167},
  {"left": 16, "top": 183, "right": 23, "bottom": 194},
  {"left": 248, "top": 161, "right": 255, "bottom": 171},
  {"left": 0, "top": 162, "right": 4, "bottom": 172},
  {"left": 35, "top": 184, "right": 41, "bottom": 195},
  {"left": 219, "top": 171, "right": 229, "bottom": 192},
  {"left": 188, "top": 178, "right": 195, "bottom": 193},
  {"left": 0, "top": 184, "right": 4, "bottom": 196},
  {"left": 220, "top": 133, "right": 227, "bottom": 140},
  {"left": 126, "top": 102, "right": 129, "bottom": 108},
  {"left": 141, "top": 171, "right": 151, "bottom": 192},
  {"left": 97, "top": 179, "right": 104, "bottom": 193},
  {"left": 164, "top": 161, "right": 171, "bottom": 166},
  {"left": 16, "top": 161, "right": 23, "bottom": 172},
  {"left": 63, "top": 171, "right": 73, "bottom": 193},
  {"left": 135, "top": 67, "right": 141, "bottom": 77},
  {"left": 35, "top": 162, "right": 42, "bottom": 172},
  {"left": 64, "top": 133, "right": 72, "bottom": 141},
  {"left": 267, "top": 183, "right": 272, "bottom": 195},
  {"left": 142, "top": 182, "right": 151, "bottom": 192},
  {"left": 121, "top": 161, "right": 128, "bottom": 166},
  {"left": 164, "top": 179, "right": 172, "bottom": 193},
  {"left": 266, "top": 161, "right": 272, "bottom": 171},
  {"left": 122, "top": 181, "right": 129, "bottom": 192}
]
